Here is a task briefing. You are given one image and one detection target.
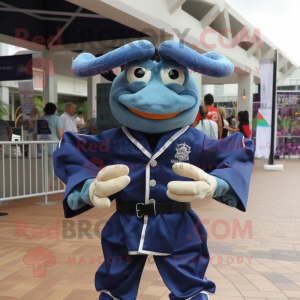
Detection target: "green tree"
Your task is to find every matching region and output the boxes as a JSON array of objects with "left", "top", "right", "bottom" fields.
[
  {"left": 56, "top": 101, "right": 66, "bottom": 116},
  {"left": 0, "top": 102, "right": 10, "bottom": 120},
  {"left": 34, "top": 96, "right": 43, "bottom": 116}
]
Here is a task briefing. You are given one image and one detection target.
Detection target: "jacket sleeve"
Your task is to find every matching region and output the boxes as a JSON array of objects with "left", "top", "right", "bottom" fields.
[
  {"left": 53, "top": 131, "right": 110, "bottom": 218},
  {"left": 200, "top": 132, "right": 254, "bottom": 211}
]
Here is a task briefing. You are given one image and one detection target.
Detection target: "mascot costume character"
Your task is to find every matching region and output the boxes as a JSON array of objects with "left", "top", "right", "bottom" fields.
[{"left": 54, "top": 40, "right": 254, "bottom": 300}]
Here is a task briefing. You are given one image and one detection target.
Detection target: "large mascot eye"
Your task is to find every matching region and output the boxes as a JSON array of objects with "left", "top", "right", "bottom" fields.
[
  {"left": 126, "top": 67, "right": 151, "bottom": 83},
  {"left": 161, "top": 68, "right": 185, "bottom": 85}
]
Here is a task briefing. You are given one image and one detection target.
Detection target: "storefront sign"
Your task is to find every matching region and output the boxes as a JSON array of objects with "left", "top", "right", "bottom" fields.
[
  {"left": 96, "top": 83, "right": 122, "bottom": 134},
  {"left": 0, "top": 54, "right": 32, "bottom": 81},
  {"left": 18, "top": 81, "right": 38, "bottom": 121},
  {"left": 252, "top": 93, "right": 300, "bottom": 157},
  {"left": 255, "top": 108, "right": 272, "bottom": 158},
  {"left": 277, "top": 92, "right": 300, "bottom": 137},
  {"left": 259, "top": 59, "right": 273, "bottom": 109},
  {"left": 37, "top": 120, "right": 53, "bottom": 141}
]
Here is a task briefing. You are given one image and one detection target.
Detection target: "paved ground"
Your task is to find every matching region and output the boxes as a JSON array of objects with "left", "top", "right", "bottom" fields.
[{"left": 0, "top": 159, "right": 299, "bottom": 300}]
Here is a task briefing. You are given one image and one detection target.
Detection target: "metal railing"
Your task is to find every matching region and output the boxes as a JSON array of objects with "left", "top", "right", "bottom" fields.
[{"left": 0, "top": 141, "right": 65, "bottom": 205}]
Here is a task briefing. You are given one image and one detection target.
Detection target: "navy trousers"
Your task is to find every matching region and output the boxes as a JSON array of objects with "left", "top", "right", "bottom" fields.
[{"left": 95, "top": 238, "right": 215, "bottom": 300}]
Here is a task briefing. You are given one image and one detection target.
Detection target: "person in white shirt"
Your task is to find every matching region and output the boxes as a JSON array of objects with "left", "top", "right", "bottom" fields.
[
  {"left": 75, "top": 111, "right": 85, "bottom": 130},
  {"left": 60, "top": 102, "right": 78, "bottom": 134},
  {"left": 195, "top": 105, "right": 218, "bottom": 139}
]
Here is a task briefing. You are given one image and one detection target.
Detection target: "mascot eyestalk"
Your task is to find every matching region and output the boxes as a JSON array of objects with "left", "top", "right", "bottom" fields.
[{"left": 54, "top": 40, "right": 254, "bottom": 300}]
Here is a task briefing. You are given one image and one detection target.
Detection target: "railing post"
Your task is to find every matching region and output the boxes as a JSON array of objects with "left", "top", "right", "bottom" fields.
[
  {"left": 35, "top": 143, "right": 56, "bottom": 206},
  {"left": 0, "top": 141, "right": 63, "bottom": 206},
  {"left": 0, "top": 143, "right": 8, "bottom": 217}
]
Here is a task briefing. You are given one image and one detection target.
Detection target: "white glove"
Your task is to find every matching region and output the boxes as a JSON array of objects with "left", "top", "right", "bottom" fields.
[
  {"left": 89, "top": 165, "right": 130, "bottom": 210},
  {"left": 167, "top": 163, "right": 217, "bottom": 202}
]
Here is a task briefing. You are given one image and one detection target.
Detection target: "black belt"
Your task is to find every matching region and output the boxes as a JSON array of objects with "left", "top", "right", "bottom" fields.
[{"left": 116, "top": 201, "right": 191, "bottom": 218}]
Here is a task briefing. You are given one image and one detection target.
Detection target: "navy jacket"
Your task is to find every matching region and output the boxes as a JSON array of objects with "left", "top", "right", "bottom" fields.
[{"left": 54, "top": 126, "right": 254, "bottom": 255}]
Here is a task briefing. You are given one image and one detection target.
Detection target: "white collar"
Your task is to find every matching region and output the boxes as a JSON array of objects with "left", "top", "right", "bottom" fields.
[{"left": 122, "top": 126, "right": 189, "bottom": 163}]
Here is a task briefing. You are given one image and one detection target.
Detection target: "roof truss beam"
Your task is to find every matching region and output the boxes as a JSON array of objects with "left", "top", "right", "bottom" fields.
[
  {"left": 168, "top": 0, "right": 187, "bottom": 14},
  {"left": 200, "top": 4, "right": 222, "bottom": 29},
  {"left": 247, "top": 39, "right": 258, "bottom": 57},
  {"left": 49, "top": 36, "right": 166, "bottom": 53},
  {"left": 0, "top": 6, "right": 106, "bottom": 19},
  {"left": 261, "top": 47, "right": 275, "bottom": 60},
  {"left": 238, "top": 26, "right": 249, "bottom": 41},
  {"left": 281, "top": 66, "right": 296, "bottom": 81},
  {"left": 0, "top": 1, "right": 43, "bottom": 20},
  {"left": 255, "top": 48, "right": 261, "bottom": 59},
  {"left": 278, "top": 56, "right": 289, "bottom": 70},
  {"left": 223, "top": 8, "right": 232, "bottom": 40},
  {"left": 48, "top": 7, "right": 83, "bottom": 48}
]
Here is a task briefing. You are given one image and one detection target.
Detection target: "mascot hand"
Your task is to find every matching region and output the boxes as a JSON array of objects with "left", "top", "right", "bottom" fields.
[
  {"left": 89, "top": 165, "right": 130, "bottom": 210},
  {"left": 167, "top": 163, "right": 217, "bottom": 202}
]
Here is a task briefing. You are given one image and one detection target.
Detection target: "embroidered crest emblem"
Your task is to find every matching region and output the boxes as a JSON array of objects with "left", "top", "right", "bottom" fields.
[{"left": 172, "top": 143, "right": 191, "bottom": 163}]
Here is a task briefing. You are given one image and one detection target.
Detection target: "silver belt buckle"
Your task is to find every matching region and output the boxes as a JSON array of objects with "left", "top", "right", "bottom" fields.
[
  {"left": 136, "top": 203, "right": 144, "bottom": 218},
  {"left": 149, "top": 199, "right": 156, "bottom": 216}
]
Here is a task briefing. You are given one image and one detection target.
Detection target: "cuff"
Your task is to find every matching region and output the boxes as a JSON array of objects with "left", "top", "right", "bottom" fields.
[
  {"left": 214, "top": 177, "right": 230, "bottom": 197},
  {"left": 222, "top": 189, "right": 239, "bottom": 207},
  {"left": 81, "top": 179, "right": 94, "bottom": 206},
  {"left": 213, "top": 176, "right": 239, "bottom": 208},
  {"left": 67, "top": 179, "right": 94, "bottom": 210}
]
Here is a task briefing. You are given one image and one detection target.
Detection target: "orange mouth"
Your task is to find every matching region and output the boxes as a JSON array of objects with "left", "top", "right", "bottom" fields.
[{"left": 127, "top": 106, "right": 181, "bottom": 120}]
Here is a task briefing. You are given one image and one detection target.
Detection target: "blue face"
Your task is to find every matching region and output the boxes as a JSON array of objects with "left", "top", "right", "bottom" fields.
[{"left": 110, "top": 59, "right": 200, "bottom": 133}]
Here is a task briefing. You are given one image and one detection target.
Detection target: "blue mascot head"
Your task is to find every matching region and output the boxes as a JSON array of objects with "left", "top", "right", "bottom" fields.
[{"left": 72, "top": 40, "right": 234, "bottom": 133}]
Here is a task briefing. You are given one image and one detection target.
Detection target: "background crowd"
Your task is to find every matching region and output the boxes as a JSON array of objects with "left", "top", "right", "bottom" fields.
[
  {"left": 0, "top": 94, "right": 250, "bottom": 145},
  {"left": 191, "top": 93, "right": 251, "bottom": 140}
]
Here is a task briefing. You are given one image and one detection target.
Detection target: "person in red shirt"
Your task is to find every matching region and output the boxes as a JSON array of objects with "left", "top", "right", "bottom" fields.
[
  {"left": 224, "top": 111, "right": 251, "bottom": 139},
  {"left": 191, "top": 93, "right": 223, "bottom": 139}
]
